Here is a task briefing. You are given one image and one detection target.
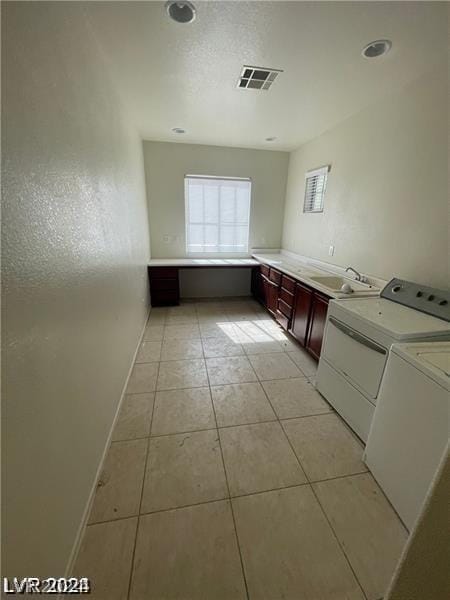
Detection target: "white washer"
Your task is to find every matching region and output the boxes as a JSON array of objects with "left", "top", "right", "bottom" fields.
[
  {"left": 317, "top": 292, "right": 450, "bottom": 441},
  {"left": 364, "top": 342, "right": 450, "bottom": 530}
]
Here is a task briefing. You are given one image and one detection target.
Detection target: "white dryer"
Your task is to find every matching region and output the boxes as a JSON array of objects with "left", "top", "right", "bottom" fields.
[
  {"left": 316, "top": 278, "right": 450, "bottom": 442},
  {"left": 364, "top": 342, "right": 450, "bottom": 530}
]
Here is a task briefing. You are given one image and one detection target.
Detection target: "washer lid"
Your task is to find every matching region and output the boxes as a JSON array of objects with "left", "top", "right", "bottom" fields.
[
  {"left": 392, "top": 342, "right": 450, "bottom": 390},
  {"left": 332, "top": 298, "right": 450, "bottom": 340},
  {"left": 420, "top": 352, "right": 450, "bottom": 377}
]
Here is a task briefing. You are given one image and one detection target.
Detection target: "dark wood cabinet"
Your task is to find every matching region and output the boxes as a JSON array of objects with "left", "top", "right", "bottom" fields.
[
  {"left": 260, "top": 264, "right": 270, "bottom": 278},
  {"left": 269, "top": 268, "right": 281, "bottom": 286},
  {"left": 251, "top": 263, "right": 330, "bottom": 361},
  {"left": 257, "top": 267, "right": 282, "bottom": 316},
  {"left": 306, "top": 293, "right": 329, "bottom": 360},
  {"left": 260, "top": 275, "right": 270, "bottom": 309},
  {"left": 252, "top": 268, "right": 267, "bottom": 306},
  {"left": 290, "top": 283, "right": 313, "bottom": 346},
  {"left": 289, "top": 283, "right": 330, "bottom": 359},
  {"left": 264, "top": 275, "right": 279, "bottom": 315},
  {"left": 148, "top": 266, "right": 180, "bottom": 306},
  {"left": 258, "top": 273, "right": 267, "bottom": 306},
  {"left": 251, "top": 267, "right": 261, "bottom": 300},
  {"left": 255, "top": 271, "right": 267, "bottom": 306},
  {"left": 281, "top": 275, "right": 296, "bottom": 294},
  {"left": 275, "top": 274, "right": 295, "bottom": 330}
]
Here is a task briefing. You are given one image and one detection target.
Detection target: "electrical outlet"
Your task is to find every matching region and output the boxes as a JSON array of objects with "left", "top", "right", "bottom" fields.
[{"left": 328, "top": 245, "right": 335, "bottom": 256}]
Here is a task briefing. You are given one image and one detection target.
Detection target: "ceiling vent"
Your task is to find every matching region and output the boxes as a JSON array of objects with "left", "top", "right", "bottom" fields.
[{"left": 237, "top": 66, "right": 283, "bottom": 91}]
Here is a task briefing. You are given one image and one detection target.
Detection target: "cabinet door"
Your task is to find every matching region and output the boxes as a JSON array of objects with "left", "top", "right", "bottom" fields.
[
  {"left": 263, "top": 277, "right": 278, "bottom": 315},
  {"left": 290, "top": 283, "right": 313, "bottom": 346},
  {"left": 251, "top": 267, "right": 261, "bottom": 299},
  {"left": 267, "top": 282, "right": 278, "bottom": 315},
  {"left": 260, "top": 275, "right": 270, "bottom": 308},
  {"left": 257, "top": 272, "right": 267, "bottom": 306},
  {"left": 306, "top": 294, "right": 329, "bottom": 360},
  {"left": 148, "top": 267, "right": 179, "bottom": 307}
]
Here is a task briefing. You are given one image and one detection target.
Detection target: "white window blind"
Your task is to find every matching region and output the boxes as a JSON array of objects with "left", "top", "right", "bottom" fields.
[
  {"left": 303, "top": 165, "right": 330, "bottom": 213},
  {"left": 185, "top": 176, "right": 251, "bottom": 253}
]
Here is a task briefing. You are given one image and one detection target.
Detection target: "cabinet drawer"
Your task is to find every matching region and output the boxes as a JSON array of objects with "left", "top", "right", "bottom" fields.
[
  {"left": 278, "top": 299, "right": 293, "bottom": 319},
  {"left": 281, "top": 275, "right": 295, "bottom": 294},
  {"left": 269, "top": 268, "right": 281, "bottom": 285},
  {"left": 150, "top": 278, "right": 178, "bottom": 292},
  {"left": 279, "top": 287, "right": 294, "bottom": 307},
  {"left": 275, "top": 310, "right": 290, "bottom": 331},
  {"left": 149, "top": 267, "right": 179, "bottom": 279},
  {"left": 260, "top": 264, "right": 270, "bottom": 277},
  {"left": 151, "top": 289, "right": 179, "bottom": 307}
]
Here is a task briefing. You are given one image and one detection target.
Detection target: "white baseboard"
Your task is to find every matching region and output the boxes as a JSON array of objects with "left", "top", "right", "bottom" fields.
[{"left": 64, "top": 306, "right": 150, "bottom": 579}]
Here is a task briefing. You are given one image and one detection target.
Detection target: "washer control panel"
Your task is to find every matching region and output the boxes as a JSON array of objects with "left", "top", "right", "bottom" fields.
[{"left": 381, "top": 278, "right": 450, "bottom": 322}]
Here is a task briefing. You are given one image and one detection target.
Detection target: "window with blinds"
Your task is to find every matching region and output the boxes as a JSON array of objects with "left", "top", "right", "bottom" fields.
[
  {"left": 303, "top": 165, "right": 330, "bottom": 213},
  {"left": 185, "top": 176, "right": 251, "bottom": 254}
]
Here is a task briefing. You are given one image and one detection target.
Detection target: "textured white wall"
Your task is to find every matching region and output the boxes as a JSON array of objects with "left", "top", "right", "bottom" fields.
[
  {"left": 143, "top": 141, "right": 289, "bottom": 258},
  {"left": 281, "top": 66, "right": 449, "bottom": 289},
  {"left": 3, "top": 2, "right": 150, "bottom": 577}
]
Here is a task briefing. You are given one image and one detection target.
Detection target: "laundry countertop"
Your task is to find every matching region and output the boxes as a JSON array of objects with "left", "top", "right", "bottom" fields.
[{"left": 148, "top": 258, "right": 259, "bottom": 267}]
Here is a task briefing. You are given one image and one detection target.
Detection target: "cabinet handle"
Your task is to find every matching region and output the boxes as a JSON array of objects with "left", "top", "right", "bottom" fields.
[
  {"left": 329, "top": 317, "right": 387, "bottom": 355},
  {"left": 261, "top": 274, "right": 279, "bottom": 287}
]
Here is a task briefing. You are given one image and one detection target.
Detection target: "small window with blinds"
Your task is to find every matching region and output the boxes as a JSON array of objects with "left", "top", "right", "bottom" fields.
[
  {"left": 185, "top": 175, "right": 251, "bottom": 254},
  {"left": 303, "top": 165, "right": 330, "bottom": 213}
]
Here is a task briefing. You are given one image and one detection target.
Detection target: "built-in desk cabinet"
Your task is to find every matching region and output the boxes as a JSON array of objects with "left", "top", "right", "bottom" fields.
[
  {"left": 151, "top": 262, "right": 259, "bottom": 307},
  {"left": 252, "top": 265, "right": 330, "bottom": 361},
  {"left": 148, "top": 267, "right": 180, "bottom": 306}
]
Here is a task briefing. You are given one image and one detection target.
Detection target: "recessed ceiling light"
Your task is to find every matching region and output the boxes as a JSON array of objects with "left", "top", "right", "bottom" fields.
[
  {"left": 165, "top": 1, "right": 196, "bottom": 24},
  {"left": 172, "top": 127, "right": 186, "bottom": 134},
  {"left": 362, "top": 39, "right": 392, "bottom": 59},
  {"left": 265, "top": 137, "right": 277, "bottom": 142}
]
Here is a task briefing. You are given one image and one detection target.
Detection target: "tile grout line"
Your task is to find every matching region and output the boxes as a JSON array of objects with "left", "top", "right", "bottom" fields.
[
  {"left": 100, "top": 302, "right": 366, "bottom": 598},
  {"left": 222, "top": 349, "right": 305, "bottom": 594},
  {"left": 89, "top": 483, "right": 310, "bottom": 526},
  {"left": 257, "top": 358, "right": 370, "bottom": 600},
  {"left": 87, "top": 469, "right": 376, "bottom": 527},
  {"left": 197, "top": 302, "right": 251, "bottom": 598},
  {"left": 309, "top": 481, "right": 369, "bottom": 600},
  {"left": 275, "top": 389, "right": 369, "bottom": 600},
  {"left": 109, "top": 406, "right": 344, "bottom": 445},
  {"left": 204, "top": 346, "right": 251, "bottom": 600},
  {"left": 125, "top": 356, "right": 161, "bottom": 600}
]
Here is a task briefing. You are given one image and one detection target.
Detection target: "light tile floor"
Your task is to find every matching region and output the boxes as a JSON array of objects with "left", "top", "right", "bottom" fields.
[{"left": 74, "top": 298, "right": 408, "bottom": 600}]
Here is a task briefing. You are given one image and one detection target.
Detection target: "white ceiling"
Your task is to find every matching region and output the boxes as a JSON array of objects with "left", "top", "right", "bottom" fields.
[{"left": 85, "top": 1, "right": 447, "bottom": 151}]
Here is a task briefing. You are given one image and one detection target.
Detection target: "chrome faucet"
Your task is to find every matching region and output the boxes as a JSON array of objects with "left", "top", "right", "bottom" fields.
[{"left": 345, "top": 266, "right": 367, "bottom": 283}]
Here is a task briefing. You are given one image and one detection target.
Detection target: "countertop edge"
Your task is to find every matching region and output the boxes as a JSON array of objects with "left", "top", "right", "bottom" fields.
[
  {"left": 148, "top": 258, "right": 260, "bottom": 267},
  {"left": 251, "top": 253, "right": 380, "bottom": 300}
]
